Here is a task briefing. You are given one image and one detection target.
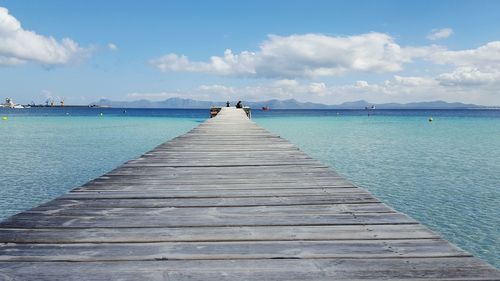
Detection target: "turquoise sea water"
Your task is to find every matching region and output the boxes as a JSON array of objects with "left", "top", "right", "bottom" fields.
[
  {"left": 0, "top": 109, "right": 204, "bottom": 220},
  {"left": 256, "top": 112, "right": 500, "bottom": 268},
  {"left": 0, "top": 108, "right": 499, "bottom": 268}
]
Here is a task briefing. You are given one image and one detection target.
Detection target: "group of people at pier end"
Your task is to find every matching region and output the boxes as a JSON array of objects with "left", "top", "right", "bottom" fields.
[{"left": 226, "top": 101, "right": 243, "bottom": 108}]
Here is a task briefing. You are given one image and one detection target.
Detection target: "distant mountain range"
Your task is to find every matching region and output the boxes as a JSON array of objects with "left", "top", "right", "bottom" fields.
[{"left": 94, "top": 98, "right": 487, "bottom": 109}]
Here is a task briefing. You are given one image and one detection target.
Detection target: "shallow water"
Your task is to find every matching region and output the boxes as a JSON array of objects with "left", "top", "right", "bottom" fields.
[
  {"left": 255, "top": 111, "right": 500, "bottom": 268},
  {"left": 0, "top": 107, "right": 499, "bottom": 268},
  {"left": 0, "top": 110, "right": 203, "bottom": 218}
]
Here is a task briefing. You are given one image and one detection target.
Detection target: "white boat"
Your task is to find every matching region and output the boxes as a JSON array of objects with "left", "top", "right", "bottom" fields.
[{"left": 1, "top": 98, "right": 26, "bottom": 109}]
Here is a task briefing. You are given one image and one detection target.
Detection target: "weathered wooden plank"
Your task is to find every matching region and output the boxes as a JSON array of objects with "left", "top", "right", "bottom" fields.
[
  {"left": 36, "top": 194, "right": 381, "bottom": 209},
  {"left": 121, "top": 162, "right": 324, "bottom": 168},
  {"left": 74, "top": 184, "right": 356, "bottom": 192},
  {"left": 0, "top": 258, "right": 498, "bottom": 280},
  {"left": 61, "top": 189, "right": 370, "bottom": 199},
  {"left": 83, "top": 176, "right": 351, "bottom": 184},
  {"left": 82, "top": 178, "right": 352, "bottom": 186},
  {"left": 0, "top": 239, "right": 469, "bottom": 262},
  {"left": 104, "top": 165, "right": 336, "bottom": 172},
  {"left": 0, "top": 224, "right": 439, "bottom": 243},
  {"left": 102, "top": 170, "right": 343, "bottom": 178},
  {"left": 0, "top": 213, "right": 417, "bottom": 228},
  {"left": 25, "top": 203, "right": 394, "bottom": 216}
]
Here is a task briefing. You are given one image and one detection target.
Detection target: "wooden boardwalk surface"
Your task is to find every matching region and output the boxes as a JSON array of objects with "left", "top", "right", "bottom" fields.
[{"left": 0, "top": 107, "right": 498, "bottom": 280}]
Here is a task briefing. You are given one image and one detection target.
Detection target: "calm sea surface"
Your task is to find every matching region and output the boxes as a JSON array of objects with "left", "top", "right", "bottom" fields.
[{"left": 1, "top": 107, "right": 499, "bottom": 268}]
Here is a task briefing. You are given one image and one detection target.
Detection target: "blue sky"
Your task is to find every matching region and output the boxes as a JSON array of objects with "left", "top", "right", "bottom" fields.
[{"left": 1, "top": 0, "right": 500, "bottom": 105}]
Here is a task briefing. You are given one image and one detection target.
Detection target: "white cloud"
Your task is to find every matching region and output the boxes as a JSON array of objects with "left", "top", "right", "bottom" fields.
[
  {"left": 128, "top": 92, "right": 180, "bottom": 100},
  {"left": 150, "top": 31, "right": 500, "bottom": 94},
  {"left": 128, "top": 80, "right": 315, "bottom": 102},
  {"left": 0, "top": 55, "right": 24, "bottom": 65},
  {"left": 107, "top": 43, "right": 118, "bottom": 51},
  {"left": 392, "top": 75, "right": 437, "bottom": 87},
  {"left": 429, "top": 41, "right": 500, "bottom": 87},
  {"left": 427, "top": 28, "right": 453, "bottom": 40},
  {"left": 151, "top": 33, "right": 435, "bottom": 78},
  {"left": 0, "top": 7, "right": 86, "bottom": 66},
  {"left": 308, "top": 82, "right": 327, "bottom": 96},
  {"left": 437, "top": 67, "right": 500, "bottom": 86},
  {"left": 431, "top": 41, "right": 500, "bottom": 67},
  {"left": 128, "top": 70, "right": 500, "bottom": 105},
  {"left": 197, "top": 84, "right": 236, "bottom": 95},
  {"left": 148, "top": 32, "right": 500, "bottom": 104},
  {"left": 151, "top": 49, "right": 257, "bottom": 75},
  {"left": 128, "top": 85, "right": 237, "bottom": 101}
]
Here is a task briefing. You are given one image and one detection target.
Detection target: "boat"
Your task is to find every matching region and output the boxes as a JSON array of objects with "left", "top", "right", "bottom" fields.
[
  {"left": 1, "top": 98, "right": 26, "bottom": 109},
  {"left": 262, "top": 106, "right": 270, "bottom": 110}
]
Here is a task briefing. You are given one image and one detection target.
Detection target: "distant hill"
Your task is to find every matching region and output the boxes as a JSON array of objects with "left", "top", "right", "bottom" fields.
[{"left": 94, "top": 98, "right": 485, "bottom": 109}]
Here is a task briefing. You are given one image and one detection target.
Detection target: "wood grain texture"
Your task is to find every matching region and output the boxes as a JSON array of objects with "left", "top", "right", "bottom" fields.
[{"left": 0, "top": 107, "right": 498, "bottom": 280}]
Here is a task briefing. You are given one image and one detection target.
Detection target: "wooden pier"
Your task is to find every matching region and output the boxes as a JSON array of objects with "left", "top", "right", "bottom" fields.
[{"left": 0, "top": 107, "right": 498, "bottom": 280}]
